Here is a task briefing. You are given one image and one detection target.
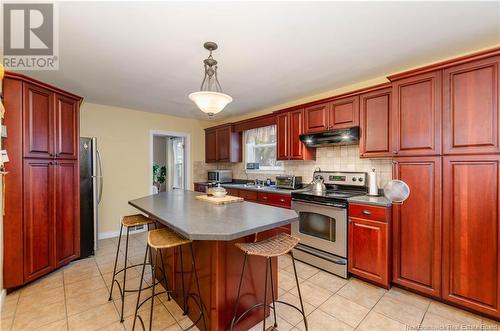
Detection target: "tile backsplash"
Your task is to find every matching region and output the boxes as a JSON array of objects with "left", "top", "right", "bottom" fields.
[{"left": 193, "top": 145, "right": 393, "bottom": 188}]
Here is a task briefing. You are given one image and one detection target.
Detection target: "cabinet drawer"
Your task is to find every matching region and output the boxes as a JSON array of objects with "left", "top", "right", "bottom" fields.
[
  {"left": 225, "top": 188, "right": 239, "bottom": 197},
  {"left": 238, "top": 190, "right": 258, "bottom": 201},
  {"left": 257, "top": 192, "right": 291, "bottom": 208},
  {"left": 193, "top": 183, "right": 207, "bottom": 193},
  {"left": 349, "top": 204, "right": 388, "bottom": 222}
]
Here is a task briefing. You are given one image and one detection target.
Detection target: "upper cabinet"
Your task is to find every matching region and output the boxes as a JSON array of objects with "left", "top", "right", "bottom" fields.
[
  {"left": 23, "top": 82, "right": 79, "bottom": 160},
  {"left": 304, "top": 96, "right": 360, "bottom": 133},
  {"left": 359, "top": 88, "right": 392, "bottom": 157},
  {"left": 443, "top": 55, "right": 500, "bottom": 155},
  {"left": 329, "top": 95, "right": 359, "bottom": 129},
  {"left": 276, "top": 109, "right": 315, "bottom": 161},
  {"left": 204, "top": 124, "right": 242, "bottom": 163},
  {"left": 304, "top": 102, "right": 329, "bottom": 133},
  {"left": 23, "top": 83, "right": 54, "bottom": 159},
  {"left": 391, "top": 70, "right": 442, "bottom": 156}
]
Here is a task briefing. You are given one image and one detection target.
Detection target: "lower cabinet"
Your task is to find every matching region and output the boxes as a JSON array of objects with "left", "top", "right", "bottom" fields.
[
  {"left": 23, "top": 159, "right": 79, "bottom": 282},
  {"left": 348, "top": 204, "right": 391, "bottom": 288},
  {"left": 392, "top": 157, "right": 442, "bottom": 298},
  {"left": 442, "top": 155, "right": 500, "bottom": 319}
]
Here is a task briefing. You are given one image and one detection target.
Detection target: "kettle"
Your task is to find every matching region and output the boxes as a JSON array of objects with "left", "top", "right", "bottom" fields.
[{"left": 311, "top": 175, "right": 327, "bottom": 193}]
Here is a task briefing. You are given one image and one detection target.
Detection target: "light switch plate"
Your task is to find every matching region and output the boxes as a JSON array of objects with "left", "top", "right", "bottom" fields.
[{"left": 1, "top": 125, "right": 7, "bottom": 138}]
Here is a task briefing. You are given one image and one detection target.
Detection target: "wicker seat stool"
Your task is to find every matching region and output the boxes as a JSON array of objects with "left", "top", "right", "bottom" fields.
[
  {"left": 132, "top": 227, "right": 207, "bottom": 331},
  {"left": 230, "top": 233, "right": 308, "bottom": 331},
  {"left": 108, "top": 214, "right": 165, "bottom": 322}
]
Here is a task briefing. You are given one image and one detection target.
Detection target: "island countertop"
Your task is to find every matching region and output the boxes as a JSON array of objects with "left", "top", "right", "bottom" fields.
[{"left": 128, "top": 190, "right": 299, "bottom": 241}]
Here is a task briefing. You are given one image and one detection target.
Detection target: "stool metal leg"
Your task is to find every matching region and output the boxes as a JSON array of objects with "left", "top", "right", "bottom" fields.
[
  {"left": 291, "top": 252, "right": 308, "bottom": 331},
  {"left": 119, "top": 227, "right": 131, "bottom": 322},
  {"left": 148, "top": 247, "right": 157, "bottom": 331},
  {"left": 268, "top": 258, "right": 278, "bottom": 328},
  {"left": 262, "top": 258, "right": 269, "bottom": 331},
  {"left": 132, "top": 245, "right": 149, "bottom": 331},
  {"left": 190, "top": 242, "right": 207, "bottom": 331},
  {"left": 108, "top": 224, "right": 124, "bottom": 301},
  {"left": 230, "top": 253, "right": 248, "bottom": 331}
]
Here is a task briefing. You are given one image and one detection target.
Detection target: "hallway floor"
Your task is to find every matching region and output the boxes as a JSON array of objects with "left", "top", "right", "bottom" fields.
[{"left": 2, "top": 231, "right": 498, "bottom": 331}]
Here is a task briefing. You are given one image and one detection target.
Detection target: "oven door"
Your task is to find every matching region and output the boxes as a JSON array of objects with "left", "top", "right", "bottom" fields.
[{"left": 291, "top": 200, "right": 347, "bottom": 258}]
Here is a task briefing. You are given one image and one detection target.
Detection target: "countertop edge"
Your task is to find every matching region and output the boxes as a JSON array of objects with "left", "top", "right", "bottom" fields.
[{"left": 347, "top": 196, "right": 392, "bottom": 207}]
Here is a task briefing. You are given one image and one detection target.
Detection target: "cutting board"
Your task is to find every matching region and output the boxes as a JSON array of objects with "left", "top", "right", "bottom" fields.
[{"left": 195, "top": 194, "right": 244, "bottom": 205}]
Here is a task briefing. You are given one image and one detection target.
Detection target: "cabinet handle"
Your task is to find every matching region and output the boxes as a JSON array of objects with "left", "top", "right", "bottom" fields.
[
  {"left": 361, "top": 210, "right": 372, "bottom": 215},
  {"left": 279, "top": 198, "right": 285, "bottom": 202},
  {"left": 392, "top": 150, "right": 398, "bottom": 154},
  {"left": 262, "top": 196, "right": 268, "bottom": 200}
]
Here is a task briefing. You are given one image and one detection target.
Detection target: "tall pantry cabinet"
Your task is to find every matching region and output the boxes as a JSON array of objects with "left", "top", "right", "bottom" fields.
[{"left": 3, "top": 72, "right": 82, "bottom": 288}]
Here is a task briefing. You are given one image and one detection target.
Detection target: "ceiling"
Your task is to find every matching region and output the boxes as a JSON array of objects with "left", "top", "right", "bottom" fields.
[{"left": 21, "top": 1, "right": 500, "bottom": 120}]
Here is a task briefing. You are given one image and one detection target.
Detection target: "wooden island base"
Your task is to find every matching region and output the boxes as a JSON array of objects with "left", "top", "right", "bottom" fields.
[{"left": 153, "top": 224, "right": 282, "bottom": 331}]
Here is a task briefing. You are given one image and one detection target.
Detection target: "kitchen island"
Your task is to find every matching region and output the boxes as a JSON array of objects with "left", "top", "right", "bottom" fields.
[{"left": 129, "top": 190, "right": 299, "bottom": 331}]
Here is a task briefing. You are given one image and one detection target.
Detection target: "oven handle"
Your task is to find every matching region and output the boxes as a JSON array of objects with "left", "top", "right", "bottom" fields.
[{"left": 292, "top": 198, "right": 347, "bottom": 209}]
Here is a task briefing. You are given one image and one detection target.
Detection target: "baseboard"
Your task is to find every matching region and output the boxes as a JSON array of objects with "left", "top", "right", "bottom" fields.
[
  {"left": 0, "top": 289, "right": 6, "bottom": 308},
  {"left": 98, "top": 227, "right": 147, "bottom": 240}
]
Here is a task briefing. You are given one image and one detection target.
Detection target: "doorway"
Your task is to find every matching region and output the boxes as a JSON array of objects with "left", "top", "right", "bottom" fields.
[{"left": 150, "top": 130, "right": 190, "bottom": 193}]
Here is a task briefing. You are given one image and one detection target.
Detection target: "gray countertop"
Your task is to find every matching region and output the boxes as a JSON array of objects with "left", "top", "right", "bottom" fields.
[
  {"left": 348, "top": 195, "right": 392, "bottom": 207},
  {"left": 128, "top": 190, "right": 299, "bottom": 241}
]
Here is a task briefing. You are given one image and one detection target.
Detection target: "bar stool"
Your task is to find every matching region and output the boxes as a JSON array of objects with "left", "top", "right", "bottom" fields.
[
  {"left": 132, "top": 227, "right": 207, "bottom": 331},
  {"left": 230, "top": 233, "right": 308, "bottom": 331},
  {"left": 108, "top": 214, "right": 164, "bottom": 322}
]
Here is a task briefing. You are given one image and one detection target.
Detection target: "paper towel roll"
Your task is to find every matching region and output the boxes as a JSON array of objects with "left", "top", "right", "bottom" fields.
[{"left": 368, "top": 169, "right": 378, "bottom": 196}]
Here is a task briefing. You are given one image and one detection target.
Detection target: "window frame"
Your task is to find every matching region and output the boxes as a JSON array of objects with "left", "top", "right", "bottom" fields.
[{"left": 243, "top": 125, "right": 284, "bottom": 174}]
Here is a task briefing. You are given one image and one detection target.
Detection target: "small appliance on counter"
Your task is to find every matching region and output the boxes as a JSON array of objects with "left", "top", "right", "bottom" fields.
[
  {"left": 276, "top": 175, "right": 302, "bottom": 189},
  {"left": 207, "top": 169, "right": 232, "bottom": 183},
  {"left": 368, "top": 168, "right": 379, "bottom": 196},
  {"left": 246, "top": 162, "right": 260, "bottom": 170}
]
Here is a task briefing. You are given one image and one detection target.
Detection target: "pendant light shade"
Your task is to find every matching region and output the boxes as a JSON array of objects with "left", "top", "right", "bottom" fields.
[
  {"left": 188, "top": 91, "right": 232, "bottom": 116},
  {"left": 189, "top": 42, "right": 232, "bottom": 117}
]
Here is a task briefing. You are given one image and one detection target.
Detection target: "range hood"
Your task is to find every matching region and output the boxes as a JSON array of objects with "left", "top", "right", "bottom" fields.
[{"left": 299, "top": 127, "right": 359, "bottom": 147}]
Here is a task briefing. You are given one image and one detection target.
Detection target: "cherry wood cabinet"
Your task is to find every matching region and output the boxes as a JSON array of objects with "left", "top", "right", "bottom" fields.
[
  {"left": 304, "top": 96, "right": 360, "bottom": 133},
  {"left": 391, "top": 71, "right": 442, "bottom": 156},
  {"left": 54, "top": 94, "right": 79, "bottom": 159},
  {"left": 204, "top": 124, "right": 241, "bottom": 163},
  {"left": 23, "top": 83, "right": 54, "bottom": 159},
  {"left": 442, "top": 155, "right": 500, "bottom": 319},
  {"left": 392, "top": 157, "right": 442, "bottom": 298},
  {"left": 23, "top": 159, "right": 54, "bottom": 282},
  {"left": 443, "top": 56, "right": 500, "bottom": 155},
  {"left": 348, "top": 203, "right": 391, "bottom": 288},
  {"left": 329, "top": 95, "right": 360, "bottom": 129},
  {"left": 55, "top": 160, "right": 80, "bottom": 267},
  {"left": 276, "top": 109, "right": 315, "bottom": 161},
  {"left": 359, "top": 88, "right": 392, "bottom": 157},
  {"left": 304, "top": 103, "right": 329, "bottom": 133},
  {"left": 3, "top": 72, "right": 82, "bottom": 289}
]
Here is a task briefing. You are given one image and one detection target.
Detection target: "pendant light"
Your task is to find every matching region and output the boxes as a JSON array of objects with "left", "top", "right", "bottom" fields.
[{"left": 189, "top": 42, "right": 232, "bottom": 117}]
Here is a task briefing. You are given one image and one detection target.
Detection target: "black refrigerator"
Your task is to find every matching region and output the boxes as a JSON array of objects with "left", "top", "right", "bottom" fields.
[{"left": 80, "top": 137, "right": 103, "bottom": 258}]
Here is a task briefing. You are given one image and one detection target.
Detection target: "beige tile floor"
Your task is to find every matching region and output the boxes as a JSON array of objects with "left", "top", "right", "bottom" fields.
[{"left": 1, "top": 231, "right": 499, "bottom": 331}]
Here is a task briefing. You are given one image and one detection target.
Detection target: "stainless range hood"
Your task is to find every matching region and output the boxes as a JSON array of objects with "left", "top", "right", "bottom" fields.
[{"left": 299, "top": 127, "right": 359, "bottom": 147}]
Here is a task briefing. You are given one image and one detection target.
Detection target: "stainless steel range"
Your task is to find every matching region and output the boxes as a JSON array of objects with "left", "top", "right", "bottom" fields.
[{"left": 291, "top": 170, "right": 367, "bottom": 278}]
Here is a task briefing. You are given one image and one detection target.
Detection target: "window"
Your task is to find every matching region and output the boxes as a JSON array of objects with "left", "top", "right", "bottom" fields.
[{"left": 244, "top": 125, "right": 284, "bottom": 172}]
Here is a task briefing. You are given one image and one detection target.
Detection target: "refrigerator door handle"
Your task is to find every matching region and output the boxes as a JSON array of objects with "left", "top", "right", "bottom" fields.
[{"left": 96, "top": 148, "right": 104, "bottom": 205}]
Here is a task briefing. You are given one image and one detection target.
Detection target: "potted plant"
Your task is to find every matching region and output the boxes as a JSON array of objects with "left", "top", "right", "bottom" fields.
[{"left": 153, "top": 164, "right": 167, "bottom": 192}]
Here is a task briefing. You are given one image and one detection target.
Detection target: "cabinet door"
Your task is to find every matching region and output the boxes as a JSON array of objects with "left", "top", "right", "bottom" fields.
[
  {"left": 289, "top": 109, "right": 305, "bottom": 160},
  {"left": 443, "top": 155, "right": 500, "bottom": 318},
  {"left": 23, "top": 159, "right": 55, "bottom": 282},
  {"left": 392, "top": 71, "right": 442, "bottom": 156},
  {"left": 276, "top": 113, "right": 289, "bottom": 160},
  {"left": 205, "top": 130, "right": 217, "bottom": 163},
  {"left": 216, "top": 126, "right": 231, "bottom": 162},
  {"left": 329, "top": 96, "right": 359, "bottom": 129},
  {"left": 55, "top": 94, "right": 79, "bottom": 159},
  {"left": 348, "top": 217, "right": 389, "bottom": 288},
  {"left": 360, "top": 88, "right": 392, "bottom": 157},
  {"left": 55, "top": 160, "right": 80, "bottom": 267},
  {"left": 304, "top": 103, "right": 329, "bottom": 133},
  {"left": 392, "top": 157, "right": 442, "bottom": 297},
  {"left": 443, "top": 56, "right": 500, "bottom": 155},
  {"left": 23, "top": 83, "right": 54, "bottom": 158}
]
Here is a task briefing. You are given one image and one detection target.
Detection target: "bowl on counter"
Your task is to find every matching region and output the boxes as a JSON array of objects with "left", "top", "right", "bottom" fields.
[{"left": 208, "top": 185, "right": 227, "bottom": 198}]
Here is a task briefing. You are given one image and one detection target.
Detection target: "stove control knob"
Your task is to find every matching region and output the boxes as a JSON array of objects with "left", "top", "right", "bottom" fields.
[
  {"left": 358, "top": 177, "right": 364, "bottom": 182},
  {"left": 352, "top": 177, "right": 357, "bottom": 182}
]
